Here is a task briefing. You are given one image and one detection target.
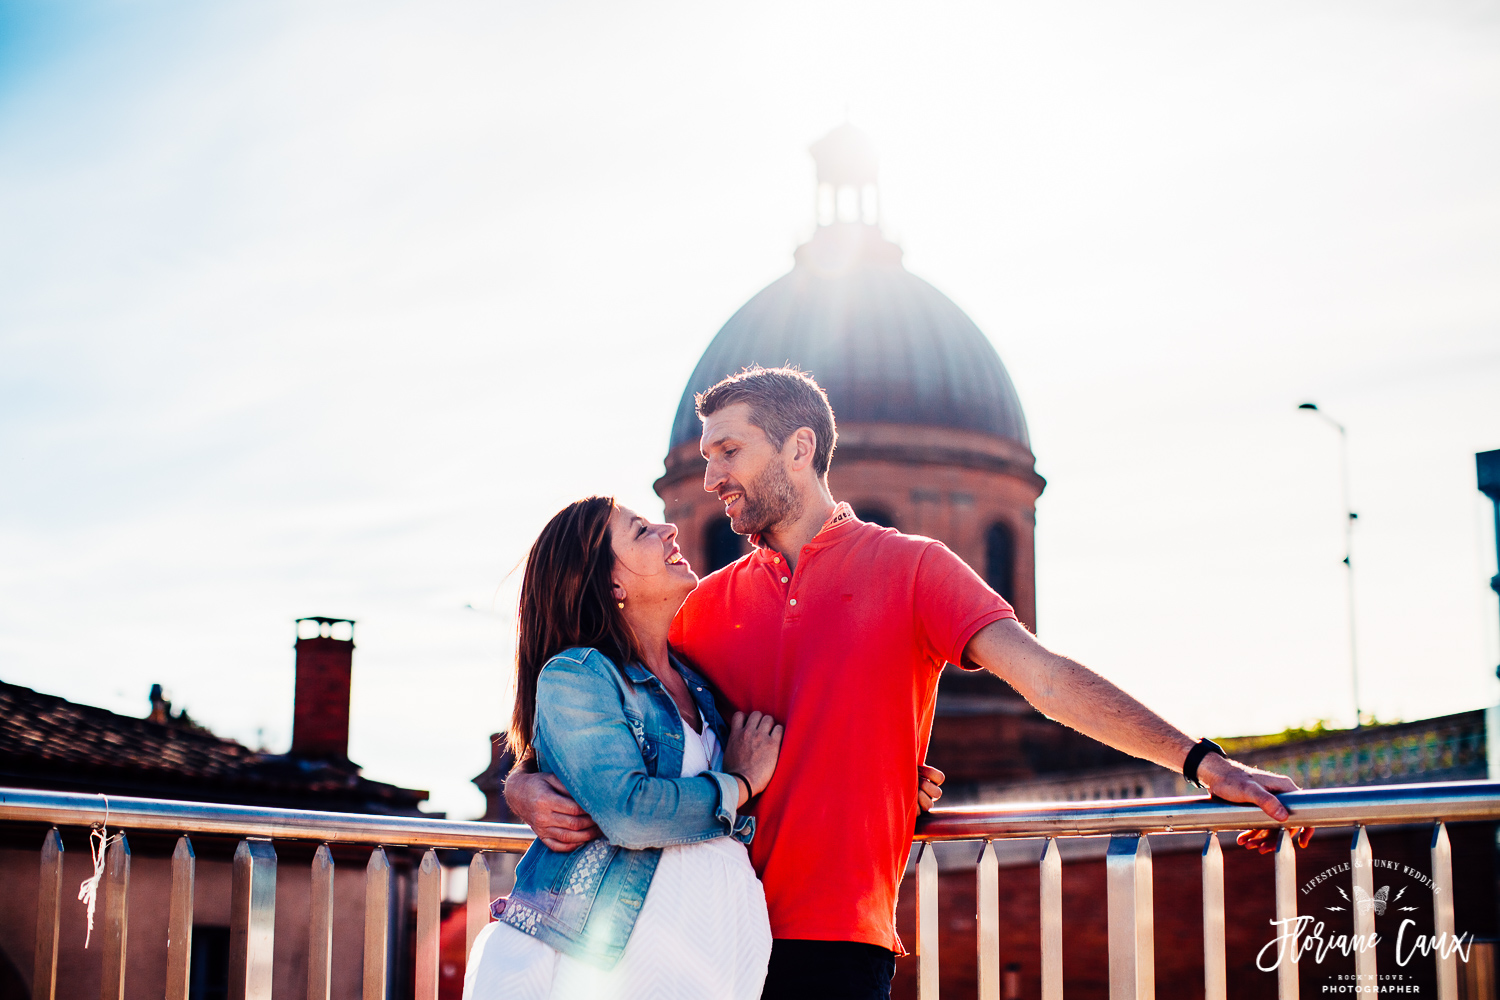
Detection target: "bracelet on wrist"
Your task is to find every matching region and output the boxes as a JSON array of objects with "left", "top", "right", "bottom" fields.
[
  {"left": 1183, "top": 738, "right": 1226, "bottom": 788},
  {"left": 728, "top": 771, "right": 755, "bottom": 800}
]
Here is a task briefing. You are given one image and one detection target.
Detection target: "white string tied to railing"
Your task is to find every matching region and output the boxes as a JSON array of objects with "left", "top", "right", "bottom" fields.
[{"left": 76, "top": 794, "right": 121, "bottom": 948}]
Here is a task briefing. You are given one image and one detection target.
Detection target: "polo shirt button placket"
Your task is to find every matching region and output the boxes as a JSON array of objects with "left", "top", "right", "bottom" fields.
[{"left": 773, "top": 552, "right": 791, "bottom": 592}]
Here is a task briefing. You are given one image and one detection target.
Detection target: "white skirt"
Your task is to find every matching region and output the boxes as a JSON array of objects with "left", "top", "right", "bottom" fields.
[{"left": 463, "top": 836, "right": 771, "bottom": 1000}]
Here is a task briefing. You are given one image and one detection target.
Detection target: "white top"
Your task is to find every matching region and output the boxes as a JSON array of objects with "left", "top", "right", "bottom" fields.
[{"left": 679, "top": 710, "right": 722, "bottom": 777}]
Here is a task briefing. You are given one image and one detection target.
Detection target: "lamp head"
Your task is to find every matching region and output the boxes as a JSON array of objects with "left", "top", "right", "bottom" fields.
[{"left": 1297, "top": 402, "right": 1319, "bottom": 411}]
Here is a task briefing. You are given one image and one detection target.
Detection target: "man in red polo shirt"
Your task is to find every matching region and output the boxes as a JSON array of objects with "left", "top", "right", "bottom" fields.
[{"left": 508, "top": 367, "right": 1298, "bottom": 1000}]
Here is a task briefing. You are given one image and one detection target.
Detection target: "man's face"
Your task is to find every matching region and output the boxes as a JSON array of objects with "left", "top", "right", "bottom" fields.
[{"left": 700, "top": 402, "right": 801, "bottom": 536}]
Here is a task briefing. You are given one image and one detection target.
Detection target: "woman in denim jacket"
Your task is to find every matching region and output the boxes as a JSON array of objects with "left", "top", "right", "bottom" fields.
[{"left": 464, "top": 496, "right": 783, "bottom": 1000}]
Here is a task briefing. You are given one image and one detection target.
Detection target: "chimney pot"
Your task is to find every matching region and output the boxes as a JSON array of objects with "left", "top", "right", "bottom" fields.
[{"left": 147, "top": 684, "right": 171, "bottom": 725}]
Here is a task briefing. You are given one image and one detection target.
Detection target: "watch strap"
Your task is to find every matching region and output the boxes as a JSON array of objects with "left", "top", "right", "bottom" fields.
[{"left": 1183, "top": 738, "right": 1226, "bottom": 788}]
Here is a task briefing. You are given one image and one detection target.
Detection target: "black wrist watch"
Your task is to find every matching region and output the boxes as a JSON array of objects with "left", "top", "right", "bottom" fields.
[{"left": 1183, "top": 738, "right": 1226, "bottom": 788}]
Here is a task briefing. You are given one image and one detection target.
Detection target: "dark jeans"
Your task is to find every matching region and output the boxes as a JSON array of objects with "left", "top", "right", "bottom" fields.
[{"left": 761, "top": 939, "right": 897, "bottom": 1000}]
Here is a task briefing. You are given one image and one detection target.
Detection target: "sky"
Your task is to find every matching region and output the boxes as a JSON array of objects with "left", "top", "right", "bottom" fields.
[{"left": 1, "top": 0, "right": 1497, "bottom": 818}]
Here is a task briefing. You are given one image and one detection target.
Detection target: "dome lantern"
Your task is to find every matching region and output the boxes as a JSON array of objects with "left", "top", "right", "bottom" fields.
[{"left": 810, "top": 123, "right": 880, "bottom": 227}]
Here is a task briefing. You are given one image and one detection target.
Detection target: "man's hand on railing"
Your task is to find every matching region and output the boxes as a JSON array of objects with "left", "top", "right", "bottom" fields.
[
  {"left": 918, "top": 764, "right": 945, "bottom": 812},
  {"left": 1197, "top": 753, "right": 1296, "bottom": 819},
  {"left": 504, "top": 771, "right": 602, "bottom": 852}
]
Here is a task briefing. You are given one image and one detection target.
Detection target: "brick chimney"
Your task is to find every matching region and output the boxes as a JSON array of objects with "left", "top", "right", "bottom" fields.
[{"left": 290, "top": 617, "right": 356, "bottom": 761}]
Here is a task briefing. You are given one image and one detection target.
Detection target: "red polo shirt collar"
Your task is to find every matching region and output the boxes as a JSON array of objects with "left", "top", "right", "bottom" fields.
[{"left": 749, "top": 501, "right": 858, "bottom": 556}]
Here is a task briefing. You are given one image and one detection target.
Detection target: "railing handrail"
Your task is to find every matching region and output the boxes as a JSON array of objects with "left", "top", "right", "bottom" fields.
[
  {"left": 5, "top": 780, "right": 1500, "bottom": 853},
  {"left": 0, "top": 786, "right": 537, "bottom": 851},
  {"left": 914, "top": 778, "right": 1500, "bottom": 840}
]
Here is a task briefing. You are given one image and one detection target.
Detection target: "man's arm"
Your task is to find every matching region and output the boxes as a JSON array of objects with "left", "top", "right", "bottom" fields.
[
  {"left": 508, "top": 749, "right": 948, "bottom": 840},
  {"left": 962, "top": 618, "right": 1297, "bottom": 822},
  {"left": 503, "top": 760, "right": 601, "bottom": 852}
]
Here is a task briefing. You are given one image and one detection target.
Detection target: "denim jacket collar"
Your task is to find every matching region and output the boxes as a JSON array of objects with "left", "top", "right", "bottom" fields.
[
  {"left": 619, "top": 655, "right": 721, "bottom": 727},
  {"left": 617, "top": 653, "right": 707, "bottom": 683}
]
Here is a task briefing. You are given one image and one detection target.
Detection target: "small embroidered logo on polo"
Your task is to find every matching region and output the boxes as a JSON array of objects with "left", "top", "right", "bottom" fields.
[
  {"left": 498, "top": 900, "right": 541, "bottom": 934},
  {"left": 564, "top": 839, "right": 610, "bottom": 895}
]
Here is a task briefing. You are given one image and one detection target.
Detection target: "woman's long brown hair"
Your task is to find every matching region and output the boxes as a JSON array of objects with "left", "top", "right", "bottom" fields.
[{"left": 508, "top": 496, "right": 646, "bottom": 761}]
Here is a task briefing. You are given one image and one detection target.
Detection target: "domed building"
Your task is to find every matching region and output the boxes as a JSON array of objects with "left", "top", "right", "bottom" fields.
[
  {"left": 656, "top": 125, "right": 1130, "bottom": 792},
  {"left": 658, "top": 124, "right": 1041, "bottom": 629}
]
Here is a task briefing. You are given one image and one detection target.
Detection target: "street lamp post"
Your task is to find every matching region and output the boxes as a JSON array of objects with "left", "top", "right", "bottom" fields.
[
  {"left": 1478, "top": 449, "right": 1500, "bottom": 679},
  {"left": 1298, "top": 402, "right": 1363, "bottom": 728}
]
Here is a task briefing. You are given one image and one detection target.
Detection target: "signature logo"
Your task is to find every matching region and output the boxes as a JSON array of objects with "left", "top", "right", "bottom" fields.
[{"left": 1256, "top": 858, "right": 1473, "bottom": 974}]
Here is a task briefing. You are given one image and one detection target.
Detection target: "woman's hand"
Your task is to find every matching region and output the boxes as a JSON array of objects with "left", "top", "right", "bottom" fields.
[{"left": 723, "top": 710, "right": 783, "bottom": 806}]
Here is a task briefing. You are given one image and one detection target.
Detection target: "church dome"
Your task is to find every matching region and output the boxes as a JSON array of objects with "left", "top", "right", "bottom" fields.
[
  {"left": 667, "top": 227, "right": 1031, "bottom": 452},
  {"left": 656, "top": 124, "right": 1044, "bottom": 628},
  {"left": 668, "top": 123, "right": 1028, "bottom": 454}
]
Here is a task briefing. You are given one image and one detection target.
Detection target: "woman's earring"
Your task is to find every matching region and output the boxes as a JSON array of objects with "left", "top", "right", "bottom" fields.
[{"left": 617, "top": 599, "right": 625, "bottom": 609}]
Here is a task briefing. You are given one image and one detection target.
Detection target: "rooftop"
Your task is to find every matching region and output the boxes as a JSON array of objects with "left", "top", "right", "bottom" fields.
[{"left": 0, "top": 680, "right": 431, "bottom": 815}]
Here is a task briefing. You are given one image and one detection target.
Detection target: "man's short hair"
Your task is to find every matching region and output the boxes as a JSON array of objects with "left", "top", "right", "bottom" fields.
[{"left": 696, "top": 366, "right": 838, "bottom": 476}]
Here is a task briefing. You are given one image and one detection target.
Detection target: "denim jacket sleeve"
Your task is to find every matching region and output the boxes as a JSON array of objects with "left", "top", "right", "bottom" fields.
[{"left": 532, "top": 650, "right": 746, "bottom": 850}]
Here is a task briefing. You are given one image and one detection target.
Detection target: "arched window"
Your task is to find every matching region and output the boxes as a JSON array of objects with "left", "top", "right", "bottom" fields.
[
  {"left": 985, "top": 521, "right": 1014, "bottom": 602},
  {"left": 704, "top": 518, "right": 744, "bottom": 573},
  {"left": 854, "top": 506, "right": 896, "bottom": 529}
]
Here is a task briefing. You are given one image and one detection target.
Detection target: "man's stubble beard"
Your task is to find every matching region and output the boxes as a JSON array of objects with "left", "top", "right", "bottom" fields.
[{"left": 729, "top": 458, "right": 802, "bottom": 537}]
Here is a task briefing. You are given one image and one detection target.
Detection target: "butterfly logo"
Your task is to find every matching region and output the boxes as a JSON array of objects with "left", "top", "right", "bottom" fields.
[
  {"left": 1329, "top": 884, "right": 1408, "bottom": 915},
  {"left": 1355, "top": 886, "right": 1390, "bottom": 916}
]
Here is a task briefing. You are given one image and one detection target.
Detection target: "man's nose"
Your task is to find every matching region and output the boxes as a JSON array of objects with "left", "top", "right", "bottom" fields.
[{"left": 703, "top": 459, "right": 724, "bottom": 493}]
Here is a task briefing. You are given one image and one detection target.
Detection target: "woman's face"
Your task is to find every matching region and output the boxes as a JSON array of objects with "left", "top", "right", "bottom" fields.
[{"left": 608, "top": 504, "right": 698, "bottom": 613}]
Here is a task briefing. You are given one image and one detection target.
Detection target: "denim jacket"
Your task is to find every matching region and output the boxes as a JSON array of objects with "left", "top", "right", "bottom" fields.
[{"left": 495, "top": 646, "right": 755, "bottom": 968}]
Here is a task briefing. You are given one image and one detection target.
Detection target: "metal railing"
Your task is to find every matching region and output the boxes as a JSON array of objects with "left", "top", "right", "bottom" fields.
[
  {"left": 3, "top": 780, "right": 1497, "bottom": 1000},
  {"left": 4, "top": 788, "right": 534, "bottom": 1000},
  {"left": 914, "top": 781, "right": 1500, "bottom": 1000}
]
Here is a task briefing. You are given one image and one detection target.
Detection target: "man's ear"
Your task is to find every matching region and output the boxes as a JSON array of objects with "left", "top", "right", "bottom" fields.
[{"left": 787, "top": 427, "right": 818, "bottom": 472}]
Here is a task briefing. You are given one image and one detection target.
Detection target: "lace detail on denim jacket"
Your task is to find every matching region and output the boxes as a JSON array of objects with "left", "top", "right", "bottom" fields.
[
  {"left": 564, "top": 839, "right": 612, "bottom": 895},
  {"left": 494, "top": 897, "right": 542, "bottom": 934}
]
